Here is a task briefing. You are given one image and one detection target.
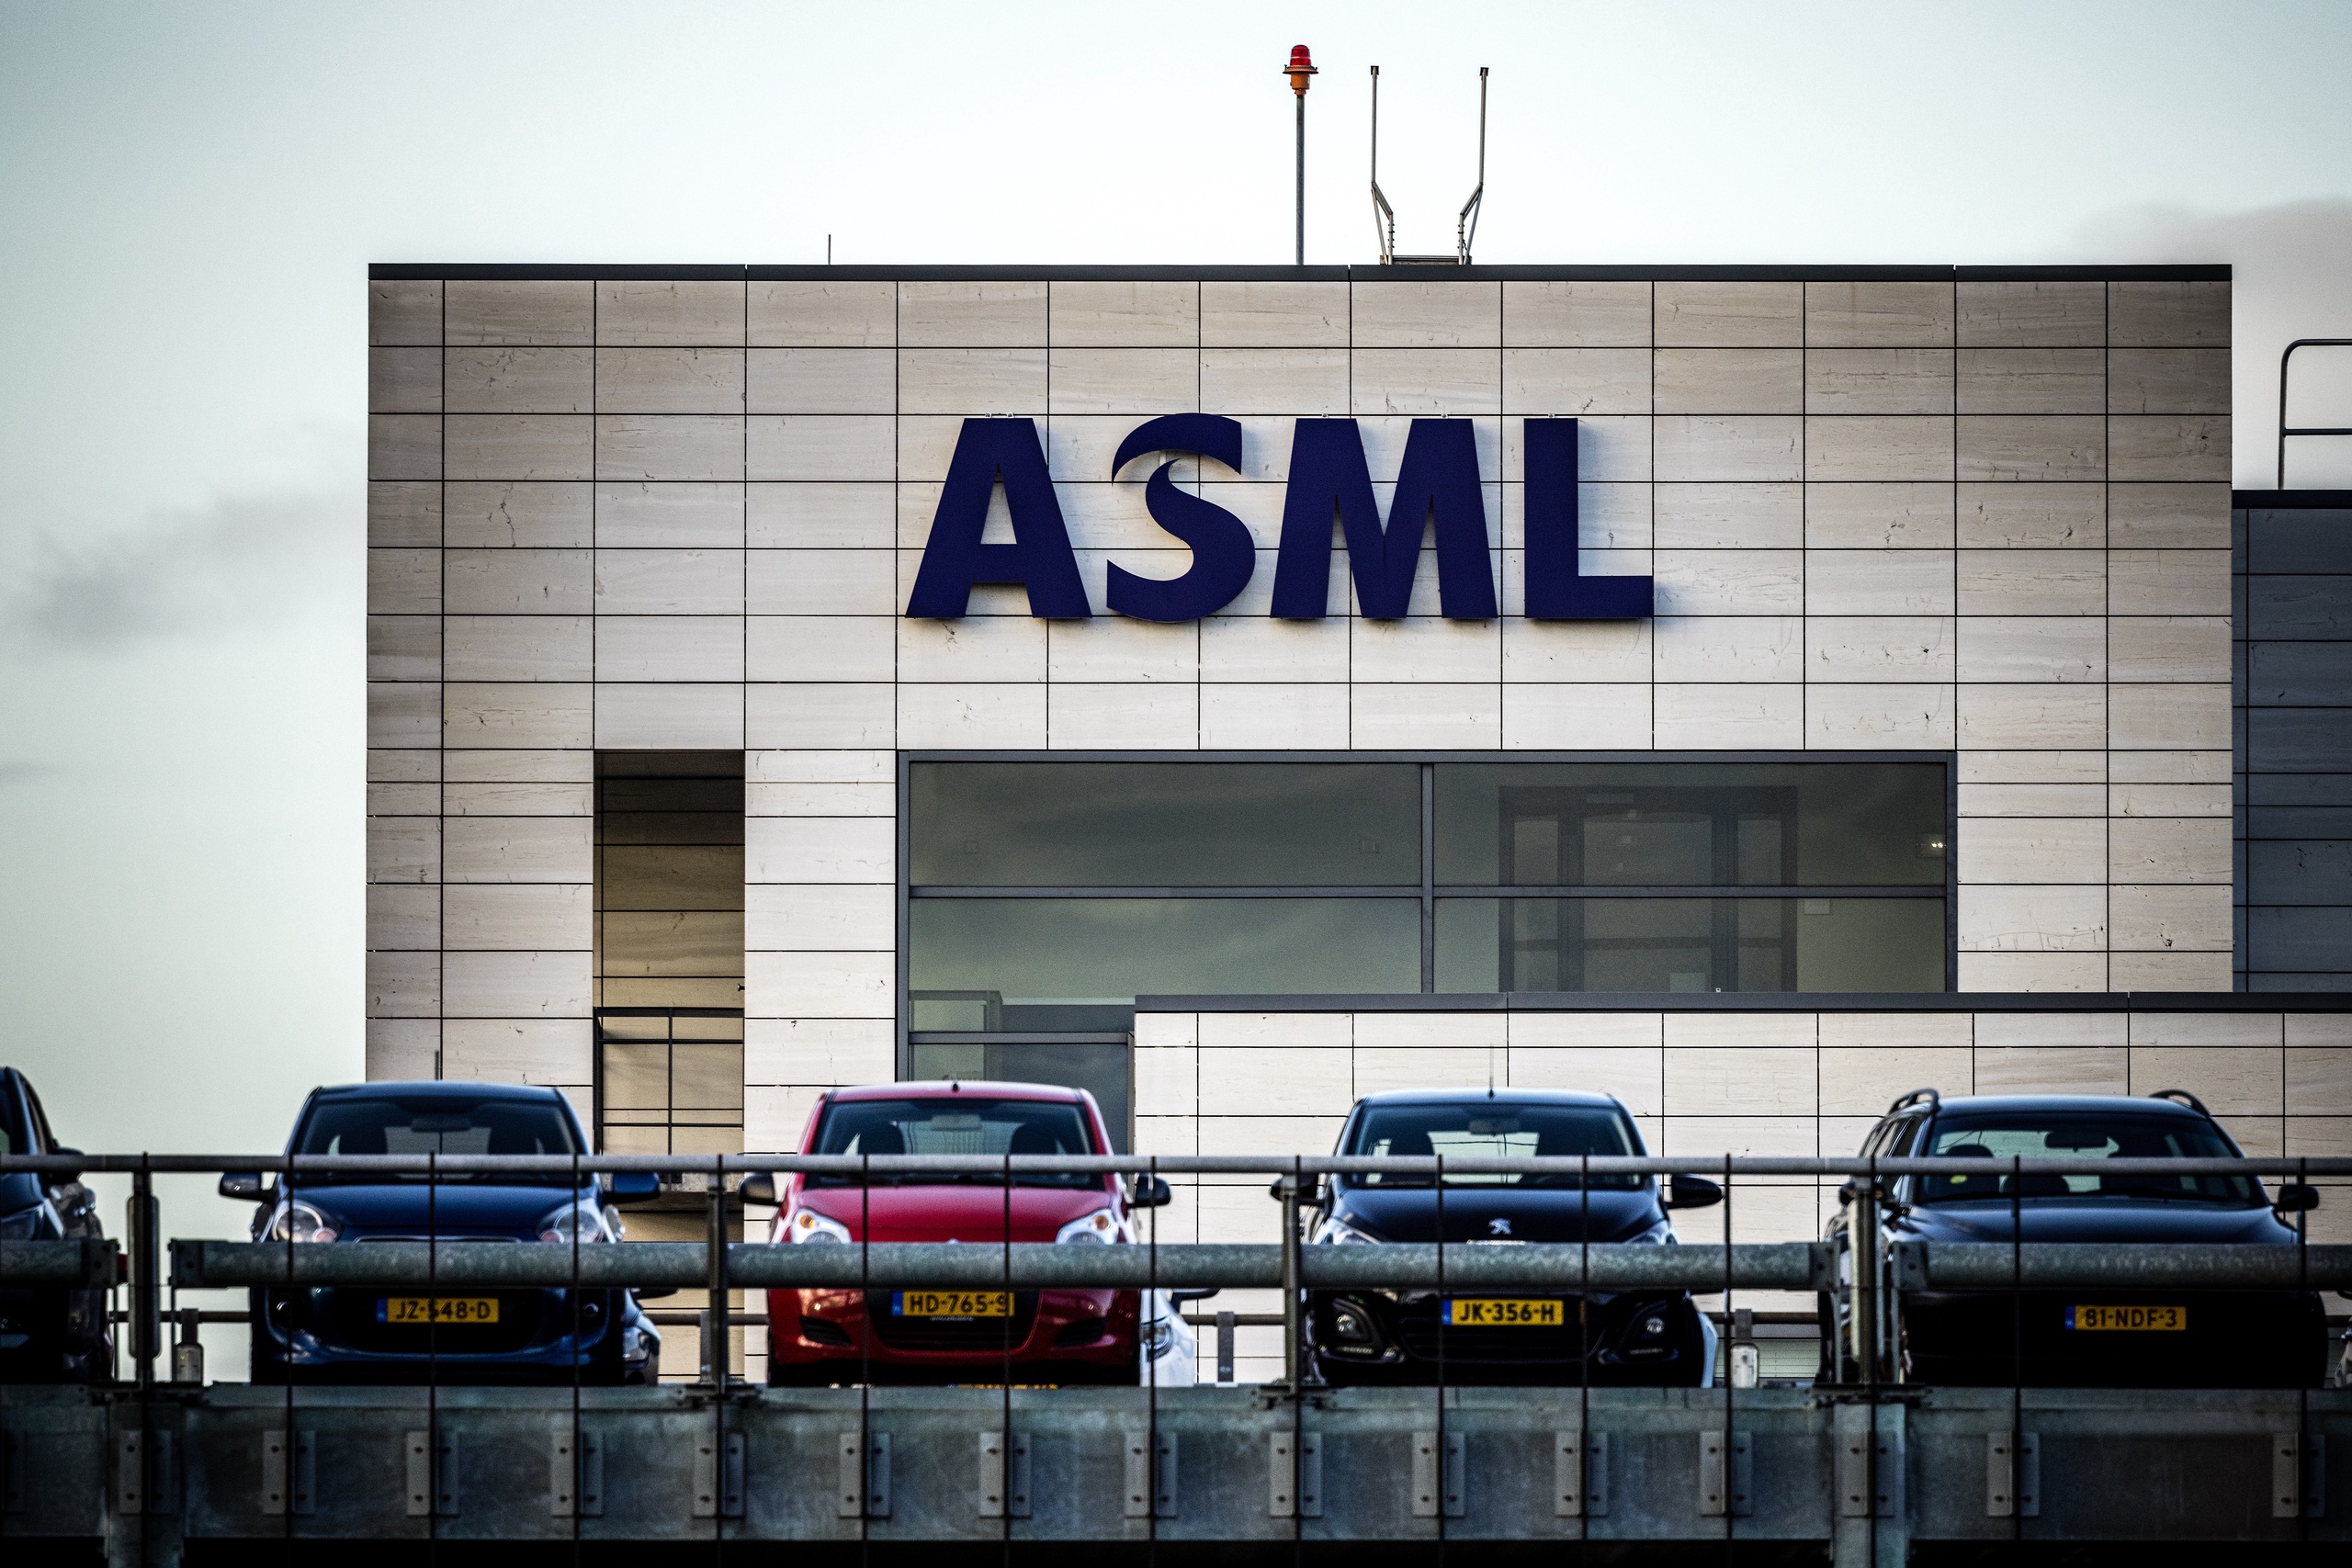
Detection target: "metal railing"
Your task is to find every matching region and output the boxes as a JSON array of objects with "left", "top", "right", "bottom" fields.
[
  {"left": 2278, "top": 336, "right": 2352, "bottom": 487},
  {"left": 4, "top": 1148, "right": 2347, "bottom": 1392},
  {"left": 6, "top": 1148, "right": 2350, "bottom": 1559}
]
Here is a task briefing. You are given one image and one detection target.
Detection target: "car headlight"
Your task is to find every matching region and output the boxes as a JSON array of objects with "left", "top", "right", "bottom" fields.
[
  {"left": 0, "top": 1202, "right": 52, "bottom": 1241},
  {"left": 1313, "top": 1213, "right": 1382, "bottom": 1245},
  {"left": 1625, "top": 1217, "right": 1673, "bottom": 1246},
  {"left": 537, "top": 1201, "right": 617, "bottom": 1245},
  {"left": 266, "top": 1199, "right": 340, "bottom": 1244},
  {"left": 1056, "top": 1208, "right": 1122, "bottom": 1245},
  {"left": 787, "top": 1208, "right": 853, "bottom": 1245}
]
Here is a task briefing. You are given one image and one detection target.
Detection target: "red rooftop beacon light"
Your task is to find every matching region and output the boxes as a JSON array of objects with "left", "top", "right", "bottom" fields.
[{"left": 1285, "top": 45, "right": 1317, "bottom": 265}]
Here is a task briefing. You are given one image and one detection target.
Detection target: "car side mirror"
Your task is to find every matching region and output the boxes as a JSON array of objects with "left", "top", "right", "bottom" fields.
[
  {"left": 1169, "top": 1287, "right": 1219, "bottom": 1304},
  {"left": 50, "top": 1146, "right": 84, "bottom": 1184},
  {"left": 602, "top": 1170, "right": 662, "bottom": 1206},
  {"left": 218, "top": 1172, "right": 266, "bottom": 1201},
  {"left": 2274, "top": 1183, "right": 2322, "bottom": 1214},
  {"left": 1128, "top": 1175, "right": 1172, "bottom": 1209},
  {"left": 1664, "top": 1174, "right": 1724, "bottom": 1211},
  {"left": 737, "top": 1173, "right": 778, "bottom": 1207}
]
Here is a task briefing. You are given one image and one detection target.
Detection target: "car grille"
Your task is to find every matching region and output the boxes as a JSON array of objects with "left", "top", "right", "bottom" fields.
[
  {"left": 1394, "top": 1318, "right": 1590, "bottom": 1364},
  {"left": 1053, "top": 1316, "right": 1111, "bottom": 1348},
  {"left": 865, "top": 1291, "right": 1038, "bottom": 1352}
]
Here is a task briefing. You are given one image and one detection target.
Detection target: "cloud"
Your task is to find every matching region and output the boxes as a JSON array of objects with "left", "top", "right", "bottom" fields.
[
  {"left": 0, "top": 761, "right": 59, "bottom": 787},
  {"left": 6, "top": 489, "right": 353, "bottom": 649}
]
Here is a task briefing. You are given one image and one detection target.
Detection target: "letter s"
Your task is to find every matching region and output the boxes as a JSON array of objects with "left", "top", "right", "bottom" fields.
[{"left": 1103, "top": 413, "right": 1256, "bottom": 623}]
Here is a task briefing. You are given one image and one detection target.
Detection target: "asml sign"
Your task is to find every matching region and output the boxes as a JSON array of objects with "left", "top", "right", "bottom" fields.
[{"left": 905, "top": 414, "right": 1652, "bottom": 623}]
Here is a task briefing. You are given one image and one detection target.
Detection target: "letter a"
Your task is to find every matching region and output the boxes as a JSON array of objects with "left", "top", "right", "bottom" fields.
[{"left": 905, "top": 418, "right": 1091, "bottom": 618}]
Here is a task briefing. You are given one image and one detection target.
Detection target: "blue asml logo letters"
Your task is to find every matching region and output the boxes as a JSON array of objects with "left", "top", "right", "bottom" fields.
[{"left": 902, "top": 414, "right": 1651, "bottom": 624}]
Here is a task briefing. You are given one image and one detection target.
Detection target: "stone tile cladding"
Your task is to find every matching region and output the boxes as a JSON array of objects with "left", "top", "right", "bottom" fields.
[{"left": 367, "top": 273, "right": 2241, "bottom": 1171}]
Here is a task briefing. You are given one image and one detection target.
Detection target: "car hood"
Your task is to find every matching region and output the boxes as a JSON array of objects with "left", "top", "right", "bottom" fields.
[
  {"left": 286, "top": 1181, "right": 590, "bottom": 1237},
  {"left": 793, "top": 1182, "right": 1120, "bottom": 1244},
  {"left": 1902, "top": 1201, "right": 2296, "bottom": 1246},
  {"left": 1329, "top": 1184, "right": 1666, "bottom": 1244}
]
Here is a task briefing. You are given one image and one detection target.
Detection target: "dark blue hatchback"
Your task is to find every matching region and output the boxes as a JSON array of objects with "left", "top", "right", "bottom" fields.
[{"left": 233, "top": 1081, "right": 661, "bottom": 1385}]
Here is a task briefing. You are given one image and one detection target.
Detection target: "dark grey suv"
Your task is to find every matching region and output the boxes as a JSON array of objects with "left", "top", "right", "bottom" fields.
[{"left": 1823, "top": 1089, "right": 2328, "bottom": 1388}]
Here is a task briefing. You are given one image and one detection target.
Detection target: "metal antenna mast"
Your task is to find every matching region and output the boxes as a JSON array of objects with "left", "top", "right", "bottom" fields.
[
  {"left": 1369, "top": 65, "right": 1395, "bottom": 265},
  {"left": 1456, "top": 67, "right": 1487, "bottom": 265},
  {"left": 1369, "top": 66, "right": 1489, "bottom": 265}
]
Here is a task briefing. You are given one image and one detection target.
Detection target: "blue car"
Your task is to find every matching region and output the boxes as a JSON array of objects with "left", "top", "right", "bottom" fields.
[{"left": 232, "top": 1081, "right": 662, "bottom": 1385}]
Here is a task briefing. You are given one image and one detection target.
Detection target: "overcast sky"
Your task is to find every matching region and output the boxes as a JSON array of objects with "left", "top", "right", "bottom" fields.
[{"left": 5, "top": 0, "right": 2352, "bottom": 1162}]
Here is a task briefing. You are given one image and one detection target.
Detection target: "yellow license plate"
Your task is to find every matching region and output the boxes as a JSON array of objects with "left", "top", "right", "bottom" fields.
[
  {"left": 895, "top": 1291, "right": 1012, "bottom": 1318},
  {"left": 1442, "top": 1297, "right": 1563, "bottom": 1327},
  {"left": 378, "top": 1297, "right": 500, "bottom": 1325},
  {"left": 2066, "top": 1304, "right": 2186, "bottom": 1332}
]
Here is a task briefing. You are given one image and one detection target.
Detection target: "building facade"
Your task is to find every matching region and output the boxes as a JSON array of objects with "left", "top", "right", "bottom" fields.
[{"left": 366, "top": 265, "right": 2348, "bottom": 1292}]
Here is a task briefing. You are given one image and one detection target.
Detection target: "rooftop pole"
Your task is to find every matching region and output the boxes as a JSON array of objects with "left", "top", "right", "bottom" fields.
[{"left": 1285, "top": 45, "right": 1317, "bottom": 265}]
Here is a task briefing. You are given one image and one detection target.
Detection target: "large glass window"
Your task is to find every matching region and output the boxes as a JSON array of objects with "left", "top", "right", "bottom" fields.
[
  {"left": 1431, "top": 762, "right": 1945, "bottom": 994},
  {"left": 905, "top": 757, "right": 1951, "bottom": 1040},
  {"left": 910, "top": 762, "right": 1420, "bottom": 886},
  {"left": 908, "top": 897, "right": 1422, "bottom": 1031}
]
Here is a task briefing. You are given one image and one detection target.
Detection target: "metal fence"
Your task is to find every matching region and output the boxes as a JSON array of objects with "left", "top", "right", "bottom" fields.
[{"left": 3, "top": 1148, "right": 2350, "bottom": 1561}]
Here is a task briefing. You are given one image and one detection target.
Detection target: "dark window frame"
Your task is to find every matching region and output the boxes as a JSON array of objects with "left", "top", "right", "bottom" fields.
[{"left": 896, "top": 750, "right": 1959, "bottom": 1066}]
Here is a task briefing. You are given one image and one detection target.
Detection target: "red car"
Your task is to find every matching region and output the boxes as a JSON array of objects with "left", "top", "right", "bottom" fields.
[{"left": 761, "top": 1081, "right": 1173, "bottom": 1386}]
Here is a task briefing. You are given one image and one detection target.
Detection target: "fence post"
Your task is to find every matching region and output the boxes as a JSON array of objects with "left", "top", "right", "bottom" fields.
[
  {"left": 706, "top": 1158, "right": 729, "bottom": 1388},
  {"left": 130, "top": 1164, "right": 159, "bottom": 1392},
  {"left": 1274, "top": 1168, "right": 1306, "bottom": 1391}
]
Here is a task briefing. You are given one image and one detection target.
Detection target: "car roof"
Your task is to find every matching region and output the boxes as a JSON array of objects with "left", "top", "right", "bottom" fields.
[
  {"left": 1351, "top": 1088, "right": 1625, "bottom": 1111},
  {"left": 311, "top": 1080, "right": 567, "bottom": 1102},
  {"left": 1917, "top": 1094, "right": 2208, "bottom": 1119},
  {"left": 828, "top": 1080, "right": 1084, "bottom": 1104}
]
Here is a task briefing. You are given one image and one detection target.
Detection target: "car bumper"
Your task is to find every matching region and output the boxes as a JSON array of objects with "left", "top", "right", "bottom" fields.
[
  {"left": 0, "top": 1284, "right": 108, "bottom": 1382},
  {"left": 1897, "top": 1289, "right": 2329, "bottom": 1389},
  {"left": 250, "top": 1287, "right": 639, "bottom": 1383},
  {"left": 767, "top": 1288, "right": 1140, "bottom": 1384},
  {"left": 1306, "top": 1289, "right": 1712, "bottom": 1387}
]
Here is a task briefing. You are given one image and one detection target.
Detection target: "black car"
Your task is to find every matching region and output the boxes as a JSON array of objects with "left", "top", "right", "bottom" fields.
[
  {"left": 1824, "top": 1089, "right": 2329, "bottom": 1389},
  {"left": 1303, "top": 1089, "right": 1721, "bottom": 1387},
  {"left": 0, "top": 1066, "right": 108, "bottom": 1382},
  {"left": 233, "top": 1081, "right": 662, "bottom": 1385}
]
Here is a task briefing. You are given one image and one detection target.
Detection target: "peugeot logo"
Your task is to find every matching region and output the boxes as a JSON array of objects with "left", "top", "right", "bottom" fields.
[{"left": 1487, "top": 1217, "right": 1511, "bottom": 1236}]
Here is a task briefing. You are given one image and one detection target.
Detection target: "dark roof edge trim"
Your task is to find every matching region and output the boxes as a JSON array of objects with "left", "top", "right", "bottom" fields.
[
  {"left": 1135, "top": 990, "right": 2350, "bottom": 1014},
  {"left": 368, "top": 263, "right": 2233, "bottom": 284},
  {"left": 2235, "top": 491, "right": 2352, "bottom": 510}
]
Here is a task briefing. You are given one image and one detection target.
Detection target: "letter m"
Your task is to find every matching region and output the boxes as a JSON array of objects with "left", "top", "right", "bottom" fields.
[{"left": 1269, "top": 419, "right": 1497, "bottom": 619}]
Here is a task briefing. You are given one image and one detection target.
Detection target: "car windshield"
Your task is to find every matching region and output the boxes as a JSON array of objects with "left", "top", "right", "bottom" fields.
[
  {"left": 1915, "top": 1114, "right": 2258, "bottom": 1205},
  {"left": 293, "top": 1096, "right": 579, "bottom": 1182},
  {"left": 808, "top": 1098, "right": 1101, "bottom": 1188},
  {"left": 1346, "top": 1103, "right": 1643, "bottom": 1188}
]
